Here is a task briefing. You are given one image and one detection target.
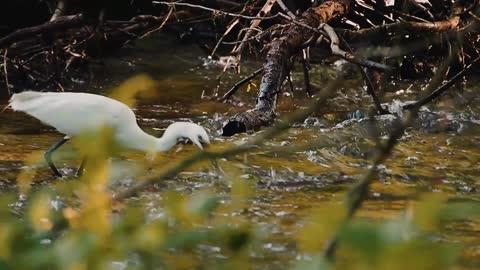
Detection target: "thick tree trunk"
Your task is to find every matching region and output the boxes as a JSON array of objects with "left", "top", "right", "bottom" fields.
[{"left": 222, "top": 0, "right": 351, "bottom": 136}]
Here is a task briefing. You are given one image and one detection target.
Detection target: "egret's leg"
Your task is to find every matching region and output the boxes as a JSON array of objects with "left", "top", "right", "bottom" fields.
[
  {"left": 76, "top": 157, "right": 87, "bottom": 177},
  {"left": 44, "top": 138, "right": 69, "bottom": 177}
]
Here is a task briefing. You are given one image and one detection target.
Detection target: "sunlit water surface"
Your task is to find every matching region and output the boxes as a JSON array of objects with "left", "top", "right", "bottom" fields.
[{"left": 1, "top": 34, "right": 480, "bottom": 269}]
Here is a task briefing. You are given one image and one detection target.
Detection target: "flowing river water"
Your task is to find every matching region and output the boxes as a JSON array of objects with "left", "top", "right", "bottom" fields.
[{"left": 0, "top": 35, "right": 479, "bottom": 269}]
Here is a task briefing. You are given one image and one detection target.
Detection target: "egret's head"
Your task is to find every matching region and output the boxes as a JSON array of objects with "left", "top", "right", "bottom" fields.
[{"left": 163, "top": 122, "right": 211, "bottom": 150}]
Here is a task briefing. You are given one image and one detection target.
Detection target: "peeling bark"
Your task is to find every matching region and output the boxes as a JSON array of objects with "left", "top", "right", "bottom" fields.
[
  {"left": 222, "top": 0, "right": 351, "bottom": 136},
  {"left": 340, "top": 5, "right": 463, "bottom": 42}
]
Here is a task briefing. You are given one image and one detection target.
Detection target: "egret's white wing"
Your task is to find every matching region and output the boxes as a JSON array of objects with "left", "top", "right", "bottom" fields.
[{"left": 9, "top": 91, "right": 135, "bottom": 136}]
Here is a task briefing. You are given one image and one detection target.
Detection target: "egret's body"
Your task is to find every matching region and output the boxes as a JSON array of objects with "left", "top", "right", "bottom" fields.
[{"left": 9, "top": 91, "right": 210, "bottom": 177}]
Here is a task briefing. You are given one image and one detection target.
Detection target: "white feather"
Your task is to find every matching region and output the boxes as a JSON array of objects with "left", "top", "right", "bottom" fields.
[
  {"left": 9, "top": 91, "right": 210, "bottom": 152},
  {"left": 10, "top": 91, "right": 133, "bottom": 135}
]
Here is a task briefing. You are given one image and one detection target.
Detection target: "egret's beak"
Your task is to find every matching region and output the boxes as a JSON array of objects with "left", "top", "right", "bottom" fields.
[
  {"left": 194, "top": 139, "right": 219, "bottom": 171},
  {"left": 192, "top": 139, "right": 204, "bottom": 150},
  {"left": 1, "top": 105, "right": 10, "bottom": 113},
  {"left": 192, "top": 138, "right": 210, "bottom": 150},
  {"left": 200, "top": 140, "right": 209, "bottom": 149}
]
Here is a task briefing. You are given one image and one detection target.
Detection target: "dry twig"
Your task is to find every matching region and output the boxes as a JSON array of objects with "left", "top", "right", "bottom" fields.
[{"left": 218, "top": 67, "right": 264, "bottom": 102}]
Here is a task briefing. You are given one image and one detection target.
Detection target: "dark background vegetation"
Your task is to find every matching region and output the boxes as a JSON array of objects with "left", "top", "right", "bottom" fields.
[{"left": 0, "top": 1, "right": 480, "bottom": 269}]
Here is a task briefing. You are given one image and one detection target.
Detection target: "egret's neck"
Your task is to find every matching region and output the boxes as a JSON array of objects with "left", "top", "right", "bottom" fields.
[
  {"left": 154, "top": 134, "right": 177, "bottom": 152},
  {"left": 118, "top": 125, "right": 177, "bottom": 153}
]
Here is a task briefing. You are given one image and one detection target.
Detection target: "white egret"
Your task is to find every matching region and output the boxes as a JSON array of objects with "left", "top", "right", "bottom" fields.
[{"left": 8, "top": 91, "right": 211, "bottom": 177}]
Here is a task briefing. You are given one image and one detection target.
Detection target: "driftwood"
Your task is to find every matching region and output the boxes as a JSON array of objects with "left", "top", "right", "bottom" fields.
[
  {"left": 222, "top": 0, "right": 351, "bottom": 136},
  {"left": 221, "top": 0, "right": 476, "bottom": 136},
  {"left": 404, "top": 55, "right": 480, "bottom": 110},
  {"left": 1, "top": 0, "right": 478, "bottom": 111},
  {"left": 218, "top": 67, "right": 264, "bottom": 102},
  {"left": 341, "top": 6, "right": 463, "bottom": 42}
]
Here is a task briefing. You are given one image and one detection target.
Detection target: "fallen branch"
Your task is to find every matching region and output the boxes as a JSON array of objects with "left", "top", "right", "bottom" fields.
[
  {"left": 361, "top": 68, "right": 388, "bottom": 114},
  {"left": 218, "top": 67, "right": 264, "bottom": 102},
  {"left": 277, "top": 0, "right": 297, "bottom": 19},
  {"left": 220, "top": 0, "right": 471, "bottom": 136},
  {"left": 140, "top": 7, "right": 174, "bottom": 38},
  {"left": 152, "top": 1, "right": 280, "bottom": 21},
  {"left": 340, "top": 5, "right": 463, "bottom": 42},
  {"left": 0, "top": 10, "right": 185, "bottom": 93},
  {"left": 322, "top": 24, "right": 393, "bottom": 71},
  {"left": 300, "top": 49, "right": 313, "bottom": 97},
  {"left": 226, "top": 0, "right": 278, "bottom": 72},
  {"left": 0, "top": 15, "right": 84, "bottom": 49},
  {"left": 403, "top": 55, "right": 480, "bottom": 110},
  {"left": 222, "top": 0, "right": 351, "bottom": 135}
]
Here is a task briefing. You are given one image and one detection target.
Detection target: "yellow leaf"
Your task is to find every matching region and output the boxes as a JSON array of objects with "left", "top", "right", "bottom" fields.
[
  {"left": 413, "top": 193, "right": 447, "bottom": 231},
  {"left": 29, "top": 193, "right": 53, "bottom": 232},
  {"left": 135, "top": 221, "right": 165, "bottom": 251},
  {"left": 0, "top": 225, "right": 11, "bottom": 259},
  {"left": 16, "top": 151, "right": 42, "bottom": 194},
  {"left": 231, "top": 178, "right": 254, "bottom": 211},
  {"left": 297, "top": 202, "right": 346, "bottom": 252},
  {"left": 109, "top": 74, "right": 156, "bottom": 108}
]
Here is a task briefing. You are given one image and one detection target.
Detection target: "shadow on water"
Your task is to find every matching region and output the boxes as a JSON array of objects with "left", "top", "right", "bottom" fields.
[{"left": 1, "top": 34, "right": 480, "bottom": 269}]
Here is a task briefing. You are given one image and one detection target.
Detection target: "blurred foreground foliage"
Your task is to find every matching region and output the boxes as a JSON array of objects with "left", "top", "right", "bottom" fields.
[
  {"left": 3, "top": 76, "right": 480, "bottom": 270},
  {"left": 2, "top": 179, "right": 480, "bottom": 270}
]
